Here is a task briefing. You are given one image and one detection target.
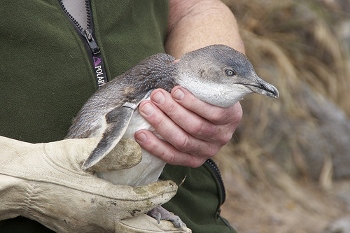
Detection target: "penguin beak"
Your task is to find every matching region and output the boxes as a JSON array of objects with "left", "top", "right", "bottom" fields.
[
  {"left": 237, "top": 74, "right": 279, "bottom": 98},
  {"left": 242, "top": 75, "right": 279, "bottom": 98},
  {"left": 240, "top": 72, "right": 279, "bottom": 98}
]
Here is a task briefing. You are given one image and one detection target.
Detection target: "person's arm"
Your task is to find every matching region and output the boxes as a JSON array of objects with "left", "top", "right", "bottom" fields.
[
  {"left": 135, "top": 0, "right": 244, "bottom": 167},
  {"left": 166, "top": 0, "right": 245, "bottom": 57}
]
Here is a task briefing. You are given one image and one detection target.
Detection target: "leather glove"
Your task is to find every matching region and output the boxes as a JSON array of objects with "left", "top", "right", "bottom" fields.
[{"left": 0, "top": 136, "right": 191, "bottom": 233}]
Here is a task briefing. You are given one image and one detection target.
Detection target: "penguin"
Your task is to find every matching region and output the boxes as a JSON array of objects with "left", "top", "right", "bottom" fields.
[{"left": 66, "top": 44, "right": 279, "bottom": 227}]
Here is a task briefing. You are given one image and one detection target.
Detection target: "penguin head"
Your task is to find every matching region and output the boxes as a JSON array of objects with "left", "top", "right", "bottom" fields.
[{"left": 176, "top": 44, "right": 279, "bottom": 107}]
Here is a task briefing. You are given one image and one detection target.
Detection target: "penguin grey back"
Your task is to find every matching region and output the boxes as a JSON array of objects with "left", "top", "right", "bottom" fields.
[{"left": 66, "top": 53, "right": 178, "bottom": 139}]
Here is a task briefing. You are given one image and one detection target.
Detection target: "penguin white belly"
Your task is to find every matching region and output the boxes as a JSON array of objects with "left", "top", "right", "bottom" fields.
[{"left": 96, "top": 111, "right": 166, "bottom": 186}]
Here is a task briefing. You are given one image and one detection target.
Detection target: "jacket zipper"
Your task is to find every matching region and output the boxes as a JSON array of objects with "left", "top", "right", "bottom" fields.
[
  {"left": 58, "top": 0, "right": 109, "bottom": 87},
  {"left": 205, "top": 159, "right": 226, "bottom": 205}
]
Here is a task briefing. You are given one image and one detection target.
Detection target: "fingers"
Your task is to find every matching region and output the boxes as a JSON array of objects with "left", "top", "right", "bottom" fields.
[
  {"left": 171, "top": 86, "right": 243, "bottom": 127},
  {"left": 149, "top": 88, "right": 221, "bottom": 141},
  {"left": 135, "top": 87, "right": 243, "bottom": 167},
  {"left": 135, "top": 129, "right": 209, "bottom": 167},
  {"left": 135, "top": 91, "right": 222, "bottom": 163},
  {"left": 137, "top": 99, "right": 218, "bottom": 154}
]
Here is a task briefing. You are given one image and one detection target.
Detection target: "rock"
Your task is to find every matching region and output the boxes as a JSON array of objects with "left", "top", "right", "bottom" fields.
[{"left": 322, "top": 216, "right": 350, "bottom": 233}]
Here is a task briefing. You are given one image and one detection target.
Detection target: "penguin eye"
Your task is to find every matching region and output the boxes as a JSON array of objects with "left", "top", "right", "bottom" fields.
[{"left": 225, "top": 69, "right": 236, "bottom": 76}]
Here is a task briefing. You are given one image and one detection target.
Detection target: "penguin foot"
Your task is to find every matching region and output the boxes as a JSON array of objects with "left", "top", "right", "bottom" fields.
[{"left": 147, "top": 206, "right": 186, "bottom": 229}]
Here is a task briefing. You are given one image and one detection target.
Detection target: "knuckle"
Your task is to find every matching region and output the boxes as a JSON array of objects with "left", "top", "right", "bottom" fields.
[
  {"left": 150, "top": 140, "right": 178, "bottom": 165},
  {"left": 162, "top": 151, "right": 177, "bottom": 164},
  {"left": 190, "top": 121, "right": 217, "bottom": 138},
  {"left": 208, "top": 103, "right": 243, "bottom": 125},
  {"left": 174, "top": 135, "right": 191, "bottom": 151},
  {"left": 208, "top": 109, "right": 228, "bottom": 123},
  {"left": 189, "top": 145, "right": 219, "bottom": 165},
  {"left": 232, "top": 109, "right": 243, "bottom": 126},
  {"left": 186, "top": 157, "right": 206, "bottom": 168},
  {"left": 188, "top": 121, "right": 206, "bottom": 136},
  {"left": 205, "top": 145, "right": 220, "bottom": 158},
  {"left": 150, "top": 114, "right": 166, "bottom": 129},
  {"left": 164, "top": 101, "right": 178, "bottom": 116},
  {"left": 219, "top": 131, "right": 234, "bottom": 145}
]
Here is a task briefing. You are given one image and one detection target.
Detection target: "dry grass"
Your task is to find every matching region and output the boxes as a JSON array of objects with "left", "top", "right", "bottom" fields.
[{"left": 216, "top": 0, "right": 350, "bottom": 232}]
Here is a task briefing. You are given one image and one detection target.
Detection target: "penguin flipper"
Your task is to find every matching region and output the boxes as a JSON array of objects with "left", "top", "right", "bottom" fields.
[
  {"left": 82, "top": 106, "right": 135, "bottom": 170},
  {"left": 82, "top": 90, "right": 152, "bottom": 170}
]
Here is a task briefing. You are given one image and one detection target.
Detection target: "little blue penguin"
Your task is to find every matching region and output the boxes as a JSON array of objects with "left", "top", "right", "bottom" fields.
[{"left": 66, "top": 44, "right": 279, "bottom": 228}]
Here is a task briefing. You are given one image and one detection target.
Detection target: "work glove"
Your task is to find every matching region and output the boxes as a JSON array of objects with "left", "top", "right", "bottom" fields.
[{"left": 0, "top": 136, "right": 191, "bottom": 233}]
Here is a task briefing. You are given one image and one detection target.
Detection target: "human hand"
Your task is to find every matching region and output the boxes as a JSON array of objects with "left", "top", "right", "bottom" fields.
[
  {"left": 0, "top": 136, "right": 190, "bottom": 233},
  {"left": 135, "top": 86, "right": 243, "bottom": 168}
]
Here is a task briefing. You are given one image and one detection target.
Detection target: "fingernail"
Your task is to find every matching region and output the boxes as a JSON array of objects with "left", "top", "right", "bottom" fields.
[
  {"left": 135, "top": 132, "right": 147, "bottom": 143},
  {"left": 140, "top": 102, "right": 154, "bottom": 116},
  {"left": 173, "top": 89, "right": 184, "bottom": 101},
  {"left": 152, "top": 91, "right": 165, "bottom": 104}
]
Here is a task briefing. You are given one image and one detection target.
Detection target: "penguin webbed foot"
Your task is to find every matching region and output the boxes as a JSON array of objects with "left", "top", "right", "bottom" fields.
[{"left": 147, "top": 206, "right": 186, "bottom": 229}]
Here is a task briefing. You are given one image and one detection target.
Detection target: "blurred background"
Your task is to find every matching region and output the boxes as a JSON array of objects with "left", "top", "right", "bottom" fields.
[{"left": 217, "top": 0, "right": 350, "bottom": 232}]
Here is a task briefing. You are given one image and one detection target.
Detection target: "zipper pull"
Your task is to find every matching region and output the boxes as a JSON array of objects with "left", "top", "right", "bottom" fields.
[
  {"left": 83, "top": 28, "right": 108, "bottom": 87},
  {"left": 83, "top": 29, "right": 100, "bottom": 55}
]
